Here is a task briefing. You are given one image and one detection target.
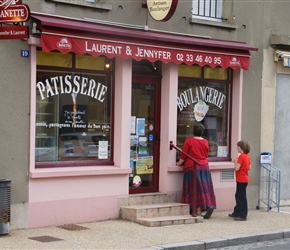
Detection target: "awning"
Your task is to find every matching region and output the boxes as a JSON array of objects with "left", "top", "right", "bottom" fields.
[{"left": 31, "top": 13, "right": 258, "bottom": 70}]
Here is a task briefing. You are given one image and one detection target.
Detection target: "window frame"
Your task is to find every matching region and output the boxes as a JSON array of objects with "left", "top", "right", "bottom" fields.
[
  {"left": 35, "top": 52, "right": 115, "bottom": 168},
  {"left": 177, "top": 66, "right": 232, "bottom": 162},
  {"left": 192, "top": 0, "right": 223, "bottom": 21}
]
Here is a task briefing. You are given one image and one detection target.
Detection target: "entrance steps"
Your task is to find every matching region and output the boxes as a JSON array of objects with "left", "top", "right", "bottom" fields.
[{"left": 119, "top": 193, "right": 203, "bottom": 227}]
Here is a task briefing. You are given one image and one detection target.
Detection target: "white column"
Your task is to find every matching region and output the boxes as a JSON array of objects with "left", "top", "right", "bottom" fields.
[
  {"left": 159, "top": 62, "right": 180, "bottom": 192},
  {"left": 231, "top": 69, "right": 243, "bottom": 156},
  {"left": 114, "top": 58, "right": 132, "bottom": 168}
]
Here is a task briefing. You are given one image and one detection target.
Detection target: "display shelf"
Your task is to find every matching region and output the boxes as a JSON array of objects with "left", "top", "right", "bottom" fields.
[{"left": 35, "top": 94, "right": 59, "bottom": 162}]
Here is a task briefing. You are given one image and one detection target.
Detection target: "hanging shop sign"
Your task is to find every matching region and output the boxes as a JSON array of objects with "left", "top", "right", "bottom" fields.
[
  {"left": 0, "top": 0, "right": 30, "bottom": 23},
  {"left": 0, "top": 0, "right": 30, "bottom": 39},
  {"left": 146, "top": 0, "right": 178, "bottom": 21}
]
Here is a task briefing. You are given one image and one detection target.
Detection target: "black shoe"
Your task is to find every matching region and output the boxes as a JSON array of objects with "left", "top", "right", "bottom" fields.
[
  {"left": 228, "top": 213, "right": 237, "bottom": 218},
  {"left": 234, "top": 217, "right": 247, "bottom": 221},
  {"left": 203, "top": 208, "right": 214, "bottom": 219}
]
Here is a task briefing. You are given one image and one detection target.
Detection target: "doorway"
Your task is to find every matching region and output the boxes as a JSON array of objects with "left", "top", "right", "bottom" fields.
[{"left": 129, "top": 76, "right": 161, "bottom": 194}]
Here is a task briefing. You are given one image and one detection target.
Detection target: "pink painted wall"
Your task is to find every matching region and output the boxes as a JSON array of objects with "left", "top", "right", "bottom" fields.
[
  {"left": 28, "top": 47, "right": 132, "bottom": 228},
  {"left": 28, "top": 175, "right": 128, "bottom": 228},
  {"left": 28, "top": 41, "right": 243, "bottom": 227},
  {"left": 165, "top": 68, "right": 243, "bottom": 211}
]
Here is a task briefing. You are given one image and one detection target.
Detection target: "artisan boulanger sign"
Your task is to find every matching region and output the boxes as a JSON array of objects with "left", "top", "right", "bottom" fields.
[
  {"left": 146, "top": 0, "right": 178, "bottom": 21},
  {"left": 0, "top": 0, "right": 30, "bottom": 39}
]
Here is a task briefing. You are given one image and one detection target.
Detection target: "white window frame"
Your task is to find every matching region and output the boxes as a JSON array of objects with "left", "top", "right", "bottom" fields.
[{"left": 192, "top": 0, "right": 223, "bottom": 21}]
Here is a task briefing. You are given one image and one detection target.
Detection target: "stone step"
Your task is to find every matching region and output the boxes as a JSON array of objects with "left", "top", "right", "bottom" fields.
[
  {"left": 118, "top": 193, "right": 203, "bottom": 227},
  {"left": 118, "top": 192, "right": 176, "bottom": 207},
  {"left": 137, "top": 215, "right": 202, "bottom": 227},
  {"left": 120, "top": 202, "right": 190, "bottom": 221}
]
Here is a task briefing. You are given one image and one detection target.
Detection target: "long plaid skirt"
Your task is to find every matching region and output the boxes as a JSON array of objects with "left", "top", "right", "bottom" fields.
[{"left": 181, "top": 164, "right": 216, "bottom": 211}]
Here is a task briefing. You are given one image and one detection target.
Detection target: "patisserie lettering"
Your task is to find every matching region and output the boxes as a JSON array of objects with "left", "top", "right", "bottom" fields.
[{"left": 36, "top": 74, "right": 107, "bottom": 102}]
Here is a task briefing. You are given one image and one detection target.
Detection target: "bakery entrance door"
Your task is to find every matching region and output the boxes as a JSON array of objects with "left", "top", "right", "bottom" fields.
[{"left": 129, "top": 77, "right": 161, "bottom": 194}]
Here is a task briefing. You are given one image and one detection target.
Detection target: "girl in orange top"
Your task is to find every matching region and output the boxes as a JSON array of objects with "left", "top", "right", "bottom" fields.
[{"left": 229, "top": 140, "right": 251, "bottom": 221}]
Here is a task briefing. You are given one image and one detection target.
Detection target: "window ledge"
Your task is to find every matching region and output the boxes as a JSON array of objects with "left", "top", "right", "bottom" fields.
[
  {"left": 46, "top": 0, "right": 112, "bottom": 10},
  {"left": 168, "top": 161, "right": 234, "bottom": 172},
  {"left": 209, "top": 161, "right": 234, "bottom": 170},
  {"left": 189, "top": 18, "right": 238, "bottom": 30},
  {"left": 30, "top": 166, "right": 132, "bottom": 179}
]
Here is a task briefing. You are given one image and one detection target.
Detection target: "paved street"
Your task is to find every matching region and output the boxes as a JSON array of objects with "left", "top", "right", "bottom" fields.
[{"left": 0, "top": 207, "right": 290, "bottom": 249}]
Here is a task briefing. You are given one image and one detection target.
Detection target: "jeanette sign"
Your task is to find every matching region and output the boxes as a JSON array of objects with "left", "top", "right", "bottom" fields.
[
  {"left": 146, "top": 0, "right": 178, "bottom": 21},
  {"left": 0, "top": 0, "right": 30, "bottom": 23}
]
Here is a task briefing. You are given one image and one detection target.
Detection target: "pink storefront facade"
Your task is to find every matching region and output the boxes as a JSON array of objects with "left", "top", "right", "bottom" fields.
[{"left": 26, "top": 12, "right": 257, "bottom": 228}]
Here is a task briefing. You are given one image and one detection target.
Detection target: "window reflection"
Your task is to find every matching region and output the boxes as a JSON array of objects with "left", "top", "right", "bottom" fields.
[
  {"left": 177, "top": 65, "right": 231, "bottom": 160},
  {"left": 35, "top": 52, "right": 112, "bottom": 165}
]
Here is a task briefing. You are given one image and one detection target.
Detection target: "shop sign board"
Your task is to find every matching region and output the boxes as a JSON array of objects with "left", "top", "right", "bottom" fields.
[
  {"left": 0, "top": 25, "right": 28, "bottom": 39},
  {"left": 0, "top": 0, "right": 30, "bottom": 23},
  {"left": 146, "top": 0, "right": 178, "bottom": 21},
  {"left": 0, "top": 0, "right": 30, "bottom": 39},
  {"left": 41, "top": 32, "right": 250, "bottom": 70}
]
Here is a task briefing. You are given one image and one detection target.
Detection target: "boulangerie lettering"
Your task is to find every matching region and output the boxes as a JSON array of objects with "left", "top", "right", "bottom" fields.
[{"left": 177, "top": 86, "right": 226, "bottom": 111}]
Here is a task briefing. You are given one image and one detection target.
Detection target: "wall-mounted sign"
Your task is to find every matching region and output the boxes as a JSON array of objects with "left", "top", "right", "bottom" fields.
[
  {"left": 41, "top": 32, "right": 251, "bottom": 70},
  {"left": 146, "top": 0, "right": 178, "bottom": 21},
  {"left": 0, "top": 25, "right": 28, "bottom": 39},
  {"left": 21, "top": 49, "right": 29, "bottom": 57},
  {"left": 0, "top": 0, "right": 30, "bottom": 23}
]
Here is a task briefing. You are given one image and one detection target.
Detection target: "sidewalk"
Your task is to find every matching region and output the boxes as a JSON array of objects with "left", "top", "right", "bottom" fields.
[{"left": 1, "top": 207, "right": 290, "bottom": 249}]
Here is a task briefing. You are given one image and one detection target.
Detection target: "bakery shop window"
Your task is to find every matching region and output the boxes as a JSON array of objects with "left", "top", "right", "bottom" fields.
[
  {"left": 177, "top": 65, "right": 231, "bottom": 161},
  {"left": 35, "top": 51, "right": 113, "bottom": 167}
]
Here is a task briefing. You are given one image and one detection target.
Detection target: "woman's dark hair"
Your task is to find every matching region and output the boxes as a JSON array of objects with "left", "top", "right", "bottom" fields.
[
  {"left": 237, "top": 140, "right": 251, "bottom": 154},
  {"left": 193, "top": 123, "right": 205, "bottom": 136}
]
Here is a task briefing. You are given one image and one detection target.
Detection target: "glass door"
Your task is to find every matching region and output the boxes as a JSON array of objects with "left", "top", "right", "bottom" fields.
[{"left": 129, "top": 77, "right": 161, "bottom": 193}]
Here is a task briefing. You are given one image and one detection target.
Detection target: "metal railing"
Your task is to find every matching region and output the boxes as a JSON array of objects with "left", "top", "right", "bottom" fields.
[
  {"left": 256, "top": 163, "right": 281, "bottom": 212},
  {"left": 169, "top": 141, "right": 201, "bottom": 217}
]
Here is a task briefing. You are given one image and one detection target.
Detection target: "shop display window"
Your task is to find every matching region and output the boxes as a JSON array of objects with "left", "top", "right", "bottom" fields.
[
  {"left": 35, "top": 51, "right": 113, "bottom": 166},
  {"left": 177, "top": 65, "right": 231, "bottom": 161}
]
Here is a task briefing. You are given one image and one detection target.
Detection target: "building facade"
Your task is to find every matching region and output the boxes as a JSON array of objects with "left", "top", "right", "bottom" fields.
[{"left": 2, "top": 0, "right": 289, "bottom": 229}]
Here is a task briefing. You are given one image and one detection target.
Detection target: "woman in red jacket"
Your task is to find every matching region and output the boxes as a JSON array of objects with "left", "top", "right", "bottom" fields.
[{"left": 176, "top": 122, "right": 216, "bottom": 219}]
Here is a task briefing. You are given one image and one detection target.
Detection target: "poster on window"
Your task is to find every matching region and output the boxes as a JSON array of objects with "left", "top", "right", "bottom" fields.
[
  {"left": 98, "top": 141, "right": 108, "bottom": 159},
  {"left": 130, "top": 135, "right": 138, "bottom": 147},
  {"left": 59, "top": 104, "right": 88, "bottom": 134},
  {"left": 138, "top": 136, "right": 148, "bottom": 155},
  {"left": 136, "top": 156, "right": 153, "bottom": 174},
  {"left": 136, "top": 118, "right": 145, "bottom": 136},
  {"left": 131, "top": 116, "right": 136, "bottom": 134}
]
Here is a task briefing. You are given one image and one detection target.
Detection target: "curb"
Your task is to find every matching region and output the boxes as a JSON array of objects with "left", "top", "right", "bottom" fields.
[{"left": 138, "top": 228, "right": 290, "bottom": 250}]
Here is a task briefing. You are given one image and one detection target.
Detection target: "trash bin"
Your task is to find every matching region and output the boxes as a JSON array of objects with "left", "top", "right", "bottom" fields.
[{"left": 0, "top": 179, "right": 11, "bottom": 235}]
